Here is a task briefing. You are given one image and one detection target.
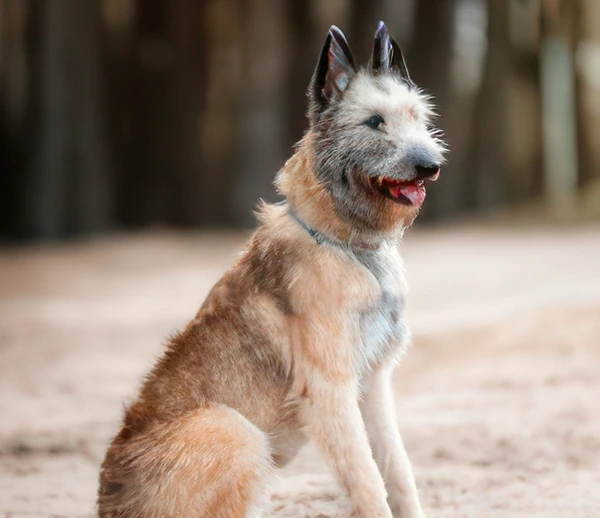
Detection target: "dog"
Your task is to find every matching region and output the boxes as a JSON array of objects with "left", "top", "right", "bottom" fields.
[{"left": 98, "top": 21, "right": 446, "bottom": 518}]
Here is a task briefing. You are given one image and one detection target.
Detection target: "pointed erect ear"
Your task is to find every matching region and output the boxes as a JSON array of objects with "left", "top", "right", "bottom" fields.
[
  {"left": 370, "top": 21, "right": 393, "bottom": 74},
  {"left": 390, "top": 37, "right": 415, "bottom": 88},
  {"left": 370, "top": 21, "right": 415, "bottom": 88},
  {"left": 308, "top": 26, "right": 356, "bottom": 124}
]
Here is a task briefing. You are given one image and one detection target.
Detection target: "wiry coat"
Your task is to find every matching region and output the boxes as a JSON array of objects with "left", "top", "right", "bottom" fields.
[{"left": 98, "top": 22, "right": 446, "bottom": 518}]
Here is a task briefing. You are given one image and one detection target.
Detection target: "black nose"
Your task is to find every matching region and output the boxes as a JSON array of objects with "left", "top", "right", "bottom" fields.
[
  {"left": 415, "top": 162, "right": 441, "bottom": 180},
  {"left": 409, "top": 148, "right": 441, "bottom": 180}
]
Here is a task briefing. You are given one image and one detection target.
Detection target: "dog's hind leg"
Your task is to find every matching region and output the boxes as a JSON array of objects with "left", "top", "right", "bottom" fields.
[{"left": 98, "top": 404, "right": 273, "bottom": 518}]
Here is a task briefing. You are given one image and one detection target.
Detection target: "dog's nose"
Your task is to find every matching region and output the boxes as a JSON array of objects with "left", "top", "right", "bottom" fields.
[
  {"left": 409, "top": 148, "right": 441, "bottom": 181},
  {"left": 415, "top": 162, "right": 441, "bottom": 181}
]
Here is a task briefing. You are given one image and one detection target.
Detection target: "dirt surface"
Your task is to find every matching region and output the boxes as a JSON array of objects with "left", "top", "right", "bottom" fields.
[{"left": 1, "top": 225, "right": 599, "bottom": 518}]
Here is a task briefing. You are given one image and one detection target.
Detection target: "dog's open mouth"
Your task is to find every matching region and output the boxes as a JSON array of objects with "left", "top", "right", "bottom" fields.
[{"left": 370, "top": 177, "right": 427, "bottom": 206}]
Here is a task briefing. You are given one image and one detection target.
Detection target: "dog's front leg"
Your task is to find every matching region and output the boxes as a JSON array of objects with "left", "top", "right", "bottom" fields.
[
  {"left": 360, "top": 367, "right": 425, "bottom": 518},
  {"left": 301, "top": 379, "right": 392, "bottom": 518}
]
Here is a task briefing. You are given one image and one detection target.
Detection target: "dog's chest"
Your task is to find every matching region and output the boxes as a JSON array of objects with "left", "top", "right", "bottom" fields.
[{"left": 353, "top": 244, "right": 408, "bottom": 369}]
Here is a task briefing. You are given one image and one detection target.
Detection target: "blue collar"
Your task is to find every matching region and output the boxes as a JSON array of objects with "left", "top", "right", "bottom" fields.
[
  {"left": 285, "top": 204, "right": 385, "bottom": 252},
  {"left": 287, "top": 208, "right": 331, "bottom": 246}
]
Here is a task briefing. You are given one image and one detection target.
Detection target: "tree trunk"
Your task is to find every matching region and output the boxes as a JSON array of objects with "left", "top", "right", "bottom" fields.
[
  {"left": 574, "top": 0, "right": 600, "bottom": 187},
  {"left": 467, "top": 0, "right": 511, "bottom": 211},
  {"left": 540, "top": 0, "right": 578, "bottom": 211},
  {"left": 26, "top": 0, "right": 113, "bottom": 238},
  {"left": 166, "top": 0, "right": 207, "bottom": 226},
  {"left": 196, "top": 0, "right": 242, "bottom": 226},
  {"left": 349, "top": 0, "right": 385, "bottom": 63},
  {"left": 285, "top": 0, "right": 312, "bottom": 149},
  {"left": 0, "top": 0, "right": 31, "bottom": 238},
  {"left": 506, "top": 0, "right": 543, "bottom": 203},
  {"left": 235, "top": 0, "right": 288, "bottom": 226}
]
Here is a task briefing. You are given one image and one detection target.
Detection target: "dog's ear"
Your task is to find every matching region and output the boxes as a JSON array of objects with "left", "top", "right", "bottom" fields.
[
  {"left": 308, "top": 26, "right": 356, "bottom": 125},
  {"left": 370, "top": 21, "right": 415, "bottom": 88},
  {"left": 370, "top": 21, "right": 393, "bottom": 74},
  {"left": 389, "top": 37, "right": 415, "bottom": 88}
]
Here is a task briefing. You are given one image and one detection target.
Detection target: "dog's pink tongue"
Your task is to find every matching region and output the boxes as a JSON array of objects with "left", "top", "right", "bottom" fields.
[
  {"left": 389, "top": 185, "right": 403, "bottom": 199},
  {"left": 399, "top": 183, "right": 426, "bottom": 205}
]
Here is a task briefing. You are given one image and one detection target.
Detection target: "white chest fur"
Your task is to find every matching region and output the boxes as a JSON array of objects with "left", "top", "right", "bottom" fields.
[{"left": 353, "top": 241, "right": 408, "bottom": 371}]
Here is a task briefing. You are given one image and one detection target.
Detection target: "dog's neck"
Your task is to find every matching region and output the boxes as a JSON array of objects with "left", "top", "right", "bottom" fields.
[{"left": 275, "top": 133, "right": 403, "bottom": 252}]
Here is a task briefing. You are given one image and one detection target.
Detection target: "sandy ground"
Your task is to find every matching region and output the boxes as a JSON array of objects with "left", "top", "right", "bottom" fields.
[{"left": 0, "top": 224, "right": 599, "bottom": 518}]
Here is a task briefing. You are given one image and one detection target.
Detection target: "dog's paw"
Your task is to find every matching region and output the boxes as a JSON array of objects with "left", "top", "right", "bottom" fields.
[
  {"left": 391, "top": 512, "right": 426, "bottom": 518},
  {"left": 389, "top": 500, "right": 426, "bottom": 518},
  {"left": 349, "top": 507, "right": 393, "bottom": 518}
]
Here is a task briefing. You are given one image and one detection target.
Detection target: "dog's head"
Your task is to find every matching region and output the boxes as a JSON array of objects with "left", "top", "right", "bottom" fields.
[{"left": 306, "top": 22, "right": 446, "bottom": 232}]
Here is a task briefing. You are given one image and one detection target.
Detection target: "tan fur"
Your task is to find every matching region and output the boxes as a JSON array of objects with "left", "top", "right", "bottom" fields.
[
  {"left": 98, "top": 25, "right": 439, "bottom": 518},
  {"left": 99, "top": 405, "right": 272, "bottom": 518}
]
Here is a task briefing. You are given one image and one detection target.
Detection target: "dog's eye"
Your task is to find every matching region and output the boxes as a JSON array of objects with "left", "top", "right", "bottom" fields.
[{"left": 363, "top": 114, "right": 384, "bottom": 130}]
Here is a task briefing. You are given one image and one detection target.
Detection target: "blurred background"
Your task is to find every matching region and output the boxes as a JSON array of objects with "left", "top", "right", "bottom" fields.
[
  {"left": 1, "top": 0, "right": 599, "bottom": 241},
  {"left": 1, "top": 1, "right": 600, "bottom": 517}
]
